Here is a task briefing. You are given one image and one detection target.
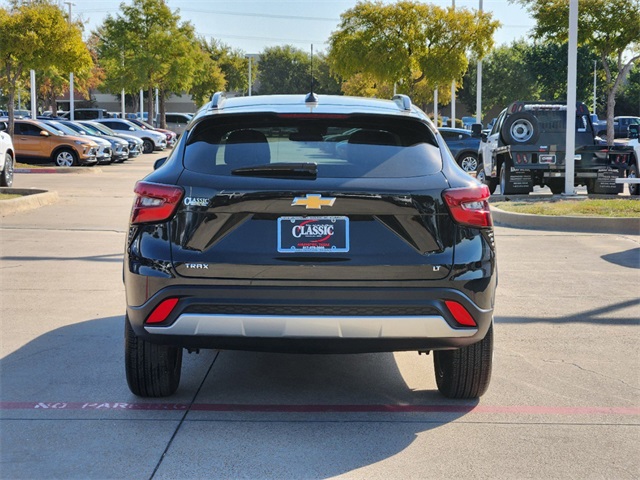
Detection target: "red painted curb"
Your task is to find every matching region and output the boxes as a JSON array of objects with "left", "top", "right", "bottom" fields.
[
  {"left": 1, "top": 401, "right": 638, "bottom": 415},
  {"left": 14, "top": 168, "right": 59, "bottom": 174}
]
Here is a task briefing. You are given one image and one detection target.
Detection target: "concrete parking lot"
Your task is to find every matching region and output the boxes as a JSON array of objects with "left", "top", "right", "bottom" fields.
[{"left": 1, "top": 153, "right": 639, "bottom": 479}]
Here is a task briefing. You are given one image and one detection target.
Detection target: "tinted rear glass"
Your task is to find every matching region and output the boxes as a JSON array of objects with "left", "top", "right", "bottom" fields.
[{"left": 183, "top": 114, "right": 442, "bottom": 178}]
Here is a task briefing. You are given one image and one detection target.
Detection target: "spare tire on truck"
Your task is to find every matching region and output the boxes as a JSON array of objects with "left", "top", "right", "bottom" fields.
[{"left": 501, "top": 112, "right": 540, "bottom": 145}]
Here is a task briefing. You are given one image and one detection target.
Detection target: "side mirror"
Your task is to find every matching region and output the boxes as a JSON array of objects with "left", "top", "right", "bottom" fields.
[
  {"left": 629, "top": 124, "right": 639, "bottom": 139},
  {"left": 129, "top": 127, "right": 135, "bottom": 131},
  {"left": 481, "top": 132, "right": 488, "bottom": 142},
  {"left": 471, "top": 123, "right": 482, "bottom": 136},
  {"left": 154, "top": 157, "right": 167, "bottom": 170},
  {"left": 40, "top": 130, "right": 49, "bottom": 137}
]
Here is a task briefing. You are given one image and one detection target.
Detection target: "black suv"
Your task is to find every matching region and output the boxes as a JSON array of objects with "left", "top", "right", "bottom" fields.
[{"left": 124, "top": 93, "right": 497, "bottom": 399}]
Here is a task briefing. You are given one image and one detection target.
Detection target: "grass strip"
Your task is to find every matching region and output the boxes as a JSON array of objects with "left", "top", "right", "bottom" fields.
[
  {"left": 0, "top": 193, "right": 23, "bottom": 200},
  {"left": 492, "top": 198, "right": 640, "bottom": 218}
]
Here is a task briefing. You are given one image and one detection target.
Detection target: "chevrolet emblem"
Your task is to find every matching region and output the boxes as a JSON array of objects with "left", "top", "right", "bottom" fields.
[{"left": 291, "top": 194, "right": 336, "bottom": 209}]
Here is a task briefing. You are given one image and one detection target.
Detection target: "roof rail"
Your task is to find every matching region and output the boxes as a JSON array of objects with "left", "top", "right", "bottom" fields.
[
  {"left": 210, "top": 91, "right": 226, "bottom": 110},
  {"left": 393, "top": 94, "right": 412, "bottom": 112}
]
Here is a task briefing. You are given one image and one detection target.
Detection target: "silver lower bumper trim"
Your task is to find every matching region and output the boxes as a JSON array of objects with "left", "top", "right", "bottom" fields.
[{"left": 145, "top": 314, "right": 477, "bottom": 338}]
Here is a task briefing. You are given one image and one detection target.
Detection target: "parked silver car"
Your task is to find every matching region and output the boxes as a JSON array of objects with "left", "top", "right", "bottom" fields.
[
  {"left": 81, "top": 121, "right": 143, "bottom": 158},
  {"left": 94, "top": 118, "right": 167, "bottom": 154},
  {"left": 154, "top": 112, "right": 192, "bottom": 136},
  {"left": 43, "top": 120, "right": 112, "bottom": 164},
  {"left": 57, "top": 120, "right": 130, "bottom": 163}
]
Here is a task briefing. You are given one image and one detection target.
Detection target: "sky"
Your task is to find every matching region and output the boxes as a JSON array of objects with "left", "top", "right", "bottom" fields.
[{"left": 42, "top": 0, "right": 536, "bottom": 54}]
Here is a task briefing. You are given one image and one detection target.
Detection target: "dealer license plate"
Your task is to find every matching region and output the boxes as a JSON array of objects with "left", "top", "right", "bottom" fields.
[{"left": 278, "top": 216, "right": 349, "bottom": 253}]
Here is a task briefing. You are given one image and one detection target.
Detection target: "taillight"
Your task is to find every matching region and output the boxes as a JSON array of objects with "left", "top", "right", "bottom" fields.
[
  {"left": 131, "top": 181, "right": 184, "bottom": 224},
  {"left": 443, "top": 185, "right": 492, "bottom": 228}
]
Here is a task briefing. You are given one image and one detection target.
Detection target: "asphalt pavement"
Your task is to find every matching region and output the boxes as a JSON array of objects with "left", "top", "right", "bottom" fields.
[{"left": 1, "top": 153, "right": 639, "bottom": 479}]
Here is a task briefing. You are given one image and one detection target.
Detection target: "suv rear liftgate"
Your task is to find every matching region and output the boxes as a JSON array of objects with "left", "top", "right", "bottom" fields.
[{"left": 124, "top": 94, "right": 497, "bottom": 399}]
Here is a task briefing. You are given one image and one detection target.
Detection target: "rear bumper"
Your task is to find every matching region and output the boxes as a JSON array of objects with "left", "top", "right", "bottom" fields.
[
  {"left": 145, "top": 313, "right": 477, "bottom": 338},
  {"left": 126, "top": 285, "right": 494, "bottom": 353}
]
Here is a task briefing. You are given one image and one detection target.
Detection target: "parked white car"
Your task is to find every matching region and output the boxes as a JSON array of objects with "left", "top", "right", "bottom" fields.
[
  {"left": 154, "top": 112, "right": 192, "bottom": 136},
  {"left": 0, "top": 128, "right": 15, "bottom": 187},
  {"left": 94, "top": 118, "right": 167, "bottom": 154}
]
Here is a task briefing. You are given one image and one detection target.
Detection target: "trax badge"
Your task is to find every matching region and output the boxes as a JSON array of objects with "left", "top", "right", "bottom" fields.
[{"left": 292, "top": 194, "right": 336, "bottom": 210}]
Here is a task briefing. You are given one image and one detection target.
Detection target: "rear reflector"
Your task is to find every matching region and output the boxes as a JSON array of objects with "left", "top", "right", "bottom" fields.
[
  {"left": 146, "top": 298, "right": 179, "bottom": 324},
  {"left": 445, "top": 300, "right": 477, "bottom": 327},
  {"left": 131, "top": 181, "right": 184, "bottom": 224},
  {"left": 442, "top": 185, "right": 492, "bottom": 228}
]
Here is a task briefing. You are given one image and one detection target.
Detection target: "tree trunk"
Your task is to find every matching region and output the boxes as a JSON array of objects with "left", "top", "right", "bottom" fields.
[
  {"left": 159, "top": 90, "right": 167, "bottom": 129},
  {"left": 7, "top": 88, "right": 16, "bottom": 136},
  {"left": 606, "top": 89, "right": 616, "bottom": 145}
]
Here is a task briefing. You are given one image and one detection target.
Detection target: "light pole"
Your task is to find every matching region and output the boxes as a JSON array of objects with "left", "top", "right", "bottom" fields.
[
  {"left": 65, "top": 2, "right": 75, "bottom": 120},
  {"left": 434, "top": 88, "right": 438, "bottom": 125},
  {"left": 564, "top": 0, "right": 578, "bottom": 196},
  {"left": 30, "top": 69, "right": 36, "bottom": 119},
  {"left": 592, "top": 60, "right": 597, "bottom": 115},
  {"left": 245, "top": 54, "right": 259, "bottom": 97},
  {"left": 450, "top": 0, "right": 456, "bottom": 127},
  {"left": 476, "top": 0, "right": 483, "bottom": 126}
]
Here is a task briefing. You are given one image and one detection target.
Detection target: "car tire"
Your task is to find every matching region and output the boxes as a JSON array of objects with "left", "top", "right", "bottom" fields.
[
  {"left": 499, "top": 164, "right": 515, "bottom": 195},
  {"left": 458, "top": 152, "right": 478, "bottom": 174},
  {"left": 547, "top": 180, "right": 564, "bottom": 195},
  {"left": 142, "top": 139, "right": 154, "bottom": 154},
  {"left": 1, "top": 152, "right": 14, "bottom": 187},
  {"left": 628, "top": 164, "right": 639, "bottom": 196},
  {"left": 476, "top": 162, "right": 497, "bottom": 194},
  {"left": 54, "top": 148, "right": 77, "bottom": 167},
  {"left": 433, "top": 323, "right": 493, "bottom": 399},
  {"left": 501, "top": 112, "right": 539, "bottom": 145},
  {"left": 125, "top": 315, "right": 182, "bottom": 397}
]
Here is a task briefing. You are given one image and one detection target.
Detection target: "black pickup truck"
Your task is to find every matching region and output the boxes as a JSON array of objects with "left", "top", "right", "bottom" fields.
[{"left": 477, "top": 101, "right": 634, "bottom": 195}]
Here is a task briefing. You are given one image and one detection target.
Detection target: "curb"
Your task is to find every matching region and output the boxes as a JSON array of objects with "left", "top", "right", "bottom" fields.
[
  {"left": 491, "top": 205, "right": 640, "bottom": 235},
  {"left": 0, "top": 188, "right": 59, "bottom": 216},
  {"left": 14, "top": 166, "right": 103, "bottom": 174}
]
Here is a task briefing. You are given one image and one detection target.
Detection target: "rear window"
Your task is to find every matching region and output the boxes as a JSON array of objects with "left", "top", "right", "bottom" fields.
[
  {"left": 521, "top": 108, "right": 592, "bottom": 134},
  {"left": 183, "top": 114, "right": 442, "bottom": 178},
  {"left": 166, "top": 115, "right": 188, "bottom": 123}
]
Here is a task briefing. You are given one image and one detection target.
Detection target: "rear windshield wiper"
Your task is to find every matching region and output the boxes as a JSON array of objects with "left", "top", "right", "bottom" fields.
[{"left": 231, "top": 162, "right": 317, "bottom": 179}]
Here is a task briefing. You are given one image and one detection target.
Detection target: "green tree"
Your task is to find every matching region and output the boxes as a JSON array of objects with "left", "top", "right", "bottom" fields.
[
  {"left": 526, "top": 43, "right": 598, "bottom": 104},
  {"left": 615, "top": 63, "right": 640, "bottom": 115},
  {"left": 198, "top": 39, "right": 251, "bottom": 94},
  {"left": 327, "top": 0, "right": 499, "bottom": 106},
  {"left": 187, "top": 40, "right": 227, "bottom": 108},
  {"left": 255, "top": 46, "right": 339, "bottom": 95},
  {"left": 313, "top": 52, "right": 342, "bottom": 95},
  {"left": 515, "top": 0, "right": 640, "bottom": 142},
  {"left": 255, "top": 45, "right": 312, "bottom": 95},
  {"left": 0, "top": 0, "right": 92, "bottom": 134},
  {"left": 459, "top": 41, "right": 539, "bottom": 119},
  {"left": 94, "top": 0, "right": 202, "bottom": 123}
]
